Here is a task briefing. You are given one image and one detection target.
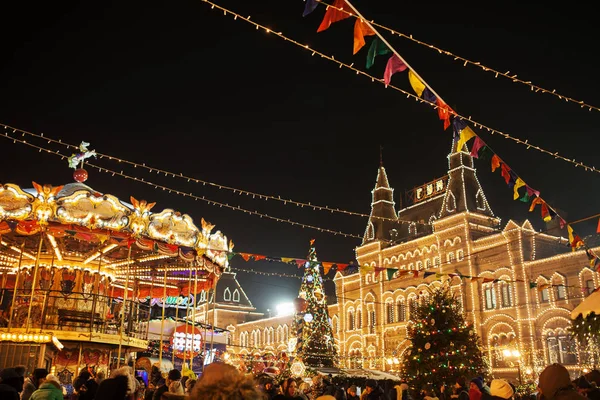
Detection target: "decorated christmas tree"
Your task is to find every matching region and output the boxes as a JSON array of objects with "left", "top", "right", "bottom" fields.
[
  {"left": 293, "top": 239, "right": 337, "bottom": 368},
  {"left": 402, "top": 284, "right": 488, "bottom": 390}
]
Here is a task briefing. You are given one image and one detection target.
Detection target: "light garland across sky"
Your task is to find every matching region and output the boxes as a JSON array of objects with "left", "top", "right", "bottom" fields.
[
  {"left": 310, "top": 0, "right": 600, "bottom": 114},
  {"left": 0, "top": 123, "right": 422, "bottom": 227},
  {"left": 198, "top": 0, "right": 600, "bottom": 175}
]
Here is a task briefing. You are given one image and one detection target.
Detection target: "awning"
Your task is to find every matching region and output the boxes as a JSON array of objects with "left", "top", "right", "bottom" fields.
[
  {"left": 571, "top": 289, "right": 600, "bottom": 319},
  {"left": 315, "top": 367, "right": 401, "bottom": 381}
]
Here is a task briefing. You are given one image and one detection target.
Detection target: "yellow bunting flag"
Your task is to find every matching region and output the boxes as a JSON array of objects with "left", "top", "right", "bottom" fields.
[
  {"left": 456, "top": 126, "right": 476, "bottom": 151},
  {"left": 361, "top": 264, "right": 374, "bottom": 274},
  {"left": 281, "top": 257, "right": 294, "bottom": 264},
  {"left": 408, "top": 70, "right": 425, "bottom": 97},
  {"left": 353, "top": 19, "right": 375, "bottom": 54},
  {"left": 513, "top": 178, "right": 526, "bottom": 200}
]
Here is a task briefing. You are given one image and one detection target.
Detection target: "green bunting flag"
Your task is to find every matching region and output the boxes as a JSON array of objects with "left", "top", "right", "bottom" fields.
[{"left": 366, "top": 38, "right": 391, "bottom": 69}]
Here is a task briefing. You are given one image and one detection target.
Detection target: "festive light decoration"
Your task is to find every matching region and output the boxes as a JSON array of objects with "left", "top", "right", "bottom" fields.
[
  {"left": 293, "top": 240, "right": 338, "bottom": 367},
  {"left": 310, "top": 0, "right": 600, "bottom": 113},
  {"left": 402, "top": 285, "right": 489, "bottom": 389}
]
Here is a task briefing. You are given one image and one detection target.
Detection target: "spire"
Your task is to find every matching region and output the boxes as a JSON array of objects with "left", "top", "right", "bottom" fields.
[
  {"left": 363, "top": 162, "right": 397, "bottom": 244},
  {"left": 439, "top": 135, "right": 494, "bottom": 219},
  {"left": 380, "top": 145, "right": 384, "bottom": 166}
]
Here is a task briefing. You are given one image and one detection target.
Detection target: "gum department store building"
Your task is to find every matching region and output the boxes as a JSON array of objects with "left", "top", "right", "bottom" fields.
[{"left": 214, "top": 139, "right": 597, "bottom": 379}]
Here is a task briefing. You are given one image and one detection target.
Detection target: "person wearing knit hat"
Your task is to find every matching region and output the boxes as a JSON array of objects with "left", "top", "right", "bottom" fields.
[
  {"left": 538, "top": 363, "right": 585, "bottom": 400},
  {"left": 489, "top": 379, "right": 514, "bottom": 400}
]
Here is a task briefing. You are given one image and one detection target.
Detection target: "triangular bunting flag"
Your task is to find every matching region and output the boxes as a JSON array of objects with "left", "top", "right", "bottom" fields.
[
  {"left": 322, "top": 262, "right": 334, "bottom": 275},
  {"left": 491, "top": 154, "right": 501, "bottom": 172},
  {"left": 436, "top": 99, "right": 452, "bottom": 130},
  {"left": 366, "top": 38, "right": 391, "bottom": 69},
  {"left": 513, "top": 178, "right": 526, "bottom": 200},
  {"left": 529, "top": 282, "right": 537, "bottom": 289},
  {"left": 303, "top": 0, "right": 319, "bottom": 17},
  {"left": 470, "top": 136, "right": 485, "bottom": 158},
  {"left": 423, "top": 87, "right": 437, "bottom": 103},
  {"left": 386, "top": 268, "right": 398, "bottom": 281},
  {"left": 281, "top": 257, "right": 294, "bottom": 264},
  {"left": 317, "top": 0, "right": 353, "bottom": 33},
  {"left": 296, "top": 259, "right": 307, "bottom": 268},
  {"left": 423, "top": 271, "right": 435, "bottom": 278},
  {"left": 239, "top": 253, "right": 253, "bottom": 262},
  {"left": 408, "top": 70, "right": 425, "bottom": 97},
  {"left": 383, "top": 54, "right": 407, "bottom": 86},
  {"left": 456, "top": 125, "right": 476, "bottom": 151},
  {"left": 337, "top": 263, "right": 349, "bottom": 271},
  {"left": 353, "top": 19, "right": 375, "bottom": 54},
  {"left": 254, "top": 254, "right": 266, "bottom": 261}
]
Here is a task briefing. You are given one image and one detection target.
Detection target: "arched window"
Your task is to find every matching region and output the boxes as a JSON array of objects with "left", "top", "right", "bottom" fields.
[
  {"left": 396, "top": 299, "right": 406, "bottom": 322},
  {"left": 356, "top": 309, "right": 362, "bottom": 329},
  {"left": 276, "top": 326, "right": 283, "bottom": 343},
  {"left": 483, "top": 282, "right": 496, "bottom": 310},
  {"left": 347, "top": 309, "right": 355, "bottom": 330},
  {"left": 283, "top": 325, "right": 289, "bottom": 343},
  {"left": 434, "top": 257, "right": 441, "bottom": 268},
  {"left": 233, "top": 289, "right": 240, "bottom": 302},
  {"left": 547, "top": 329, "right": 577, "bottom": 365},
  {"left": 456, "top": 249, "right": 464, "bottom": 261},
  {"left": 446, "top": 252, "right": 455, "bottom": 264},
  {"left": 223, "top": 287, "right": 231, "bottom": 301},
  {"left": 386, "top": 300, "right": 394, "bottom": 324},
  {"left": 369, "top": 309, "right": 377, "bottom": 334},
  {"left": 425, "top": 259, "right": 432, "bottom": 269},
  {"left": 500, "top": 281, "right": 512, "bottom": 307}
]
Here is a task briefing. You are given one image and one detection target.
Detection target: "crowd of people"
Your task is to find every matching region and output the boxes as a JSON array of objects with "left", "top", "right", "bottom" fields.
[{"left": 1, "top": 362, "right": 599, "bottom": 400}]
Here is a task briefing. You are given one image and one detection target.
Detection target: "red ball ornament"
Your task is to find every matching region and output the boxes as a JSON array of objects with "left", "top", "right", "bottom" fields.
[{"left": 73, "top": 168, "right": 88, "bottom": 183}]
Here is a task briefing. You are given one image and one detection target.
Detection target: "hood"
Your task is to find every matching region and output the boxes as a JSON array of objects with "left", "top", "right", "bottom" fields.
[{"left": 539, "top": 363, "right": 572, "bottom": 399}]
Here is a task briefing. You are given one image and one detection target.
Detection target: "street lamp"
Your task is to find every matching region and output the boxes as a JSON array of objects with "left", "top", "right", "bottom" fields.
[{"left": 503, "top": 349, "right": 522, "bottom": 384}]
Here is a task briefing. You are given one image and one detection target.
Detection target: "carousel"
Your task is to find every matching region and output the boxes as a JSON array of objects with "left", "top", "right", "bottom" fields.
[{"left": 0, "top": 153, "right": 231, "bottom": 389}]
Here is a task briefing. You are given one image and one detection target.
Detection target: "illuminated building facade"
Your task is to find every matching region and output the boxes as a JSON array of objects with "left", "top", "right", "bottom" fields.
[{"left": 328, "top": 141, "right": 597, "bottom": 379}]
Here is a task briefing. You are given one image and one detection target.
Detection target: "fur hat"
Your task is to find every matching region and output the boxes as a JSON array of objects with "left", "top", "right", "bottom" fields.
[
  {"left": 490, "top": 379, "right": 514, "bottom": 399},
  {"left": 45, "top": 374, "right": 61, "bottom": 385}
]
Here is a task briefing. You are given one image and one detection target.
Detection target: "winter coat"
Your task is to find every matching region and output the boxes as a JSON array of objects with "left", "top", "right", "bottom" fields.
[
  {"left": 22, "top": 377, "right": 40, "bottom": 400},
  {"left": 538, "top": 365, "right": 586, "bottom": 400},
  {"left": 366, "top": 385, "right": 390, "bottom": 400},
  {"left": 30, "top": 381, "right": 65, "bottom": 400},
  {"left": 0, "top": 383, "right": 20, "bottom": 400},
  {"left": 96, "top": 375, "right": 130, "bottom": 400}
]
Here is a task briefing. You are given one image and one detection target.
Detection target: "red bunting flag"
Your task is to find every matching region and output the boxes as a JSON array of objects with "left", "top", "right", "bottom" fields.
[
  {"left": 353, "top": 19, "right": 375, "bottom": 54},
  {"left": 295, "top": 259, "right": 306, "bottom": 268},
  {"left": 317, "top": 0, "right": 353, "bottom": 33},
  {"left": 436, "top": 99, "right": 452, "bottom": 130},
  {"left": 239, "top": 253, "right": 253, "bottom": 262},
  {"left": 597, "top": 218, "right": 600, "bottom": 233},
  {"left": 383, "top": 54, "right": 407, "bottom": 86}
]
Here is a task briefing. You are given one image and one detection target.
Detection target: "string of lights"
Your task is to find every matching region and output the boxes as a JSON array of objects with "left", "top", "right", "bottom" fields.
[
  {"left": 0, "top": 132, "right": 363, "bottom": 239},
  {"left": 197, "top": 0, "right": 600, "bottom": 174},
  {"left": 0, "top": 123, "right": 425, "bottom": 227},
  {"left": 311, "top": 0, "right": 600, "bottom": 114}
]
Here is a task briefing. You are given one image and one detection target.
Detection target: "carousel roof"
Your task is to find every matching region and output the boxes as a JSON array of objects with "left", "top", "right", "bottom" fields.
[{"left": 0, "top": 181, "right": 232, "bottom": 281}]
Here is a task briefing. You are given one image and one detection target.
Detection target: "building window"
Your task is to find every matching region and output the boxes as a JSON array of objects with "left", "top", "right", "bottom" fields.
[
  {"left": 585, "top": 279, "right": 595, "bottom": 296},
  {"left": 555, "top": 284, "right": 567, "bottom": 300},
  {"left": 540, "top": 287, "right": 549, "bottom": 303},
  {"left": 233, "top": 289, "right": 240, "bottom": 302},
  {"left": 434, "top": 257, "right": 441, "bottom": 268},
  {"left": 547, "top": 334, "right": 577, "bottom": 365},
  {"left": 397, "top": 301, "right": 406, "bottom": 322},
  {"left": 386, "top": 302, "right": 394, "bottom": 324},
  {"left": 357, "top": 310, "right": 362, "bottom": 329},
  {"left": 348, "top": 310, "right": 355, "bottom": 330},
  {"left": 223, "top": 287, "right": 231, "bottom": 301},
  {"left": 456, "top": 249, "right": 464, "bottom": 261},
  {"left": 369, "top": 310, "right": 376, "bottom": 334},
  {"left": 500, "top": 283, "right": 512, "bottom": 307},
  {"left": 484, "top": 285, "right": 496, "bottom": 310}
]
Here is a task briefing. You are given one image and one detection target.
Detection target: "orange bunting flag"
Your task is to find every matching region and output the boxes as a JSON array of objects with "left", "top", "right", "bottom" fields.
[
  {"left": 239, "top": 253, "right": 253, "bottom": 262},
  {"left": 456, "top": 125, "right": 476, "bottom": 151},
  {"left": 322, "top": 262, "right": 334, "bottom": 275},
  {"left": 597, "top": 218, "right": 600, "bottom": 233},
  {"left": 317, "top": 0, "right": 353, "bottom": 33},
  {"left": 513, "top": 178, "right": 526, "bottom": 200},
  {"left": 254, "top": 254, "right": 266, "bottom": 261},
  {"left": 408, "top": 70, "right": 425, "bottom": 97},
  {"left": 529, "top": 197, "right": 551, "bottom": 222},
  {"left": 353, "top": 19, "right": 375, "bottom": 54},
  {"left": 437, "top": 99, "right": 452, "bottom": 130},
  {"left": 491, "top": 154, "right": 501, "bottom": 172}
]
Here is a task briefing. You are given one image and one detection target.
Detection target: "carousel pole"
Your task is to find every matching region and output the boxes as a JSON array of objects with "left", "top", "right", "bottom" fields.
[
  {"left": 183, "top": 265, "right": 192, "bottom": 370},
  {"left": 90, "top": 252, "right": 102, "bottom": 335},
  {"left": 158, "top": 266, "right": 167, "bottom": 368},
  {"left": 190, "top": 267, "right": 198, "bottom": 371},
  {"left": 209, "top": 275, "right": 217, "bottom": 359},
  {"left": 145, "top": 269, "right": 154, "bottom": 340},
  {"left": 116, "top": 245, "right": 132, "bottom": 369},
  {"left": 39, "top": 250, "right": 55, "bottom": 332},
  {"left": 201, "top": 266, "right": 209, "bottom": 372},
  {"left": 26, "top": 232, "right": 45, "bottom": 333},
  {"left": 7, "top": 240, "right": 25, "bottom": 331}
]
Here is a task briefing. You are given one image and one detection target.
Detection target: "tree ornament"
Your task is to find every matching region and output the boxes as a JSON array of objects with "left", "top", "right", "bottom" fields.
[
  {"left": 424, "top": 342, "right": 431, "bottom": 350},
  {"left": 73, "top": 168, "right": 88, "bottom": 183},
  {"left": 431, "top": 319, "right": 436, "bottom": 325}
]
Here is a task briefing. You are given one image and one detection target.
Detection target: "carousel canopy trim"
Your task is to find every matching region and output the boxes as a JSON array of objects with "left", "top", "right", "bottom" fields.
[{"left": 0, "top": 182, "right": 232, "bottom": 270}]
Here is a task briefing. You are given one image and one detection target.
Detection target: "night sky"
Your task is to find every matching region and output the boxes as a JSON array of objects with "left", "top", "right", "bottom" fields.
[{"left": 1, "top": 1, "right": 599, "bottom": 313}]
